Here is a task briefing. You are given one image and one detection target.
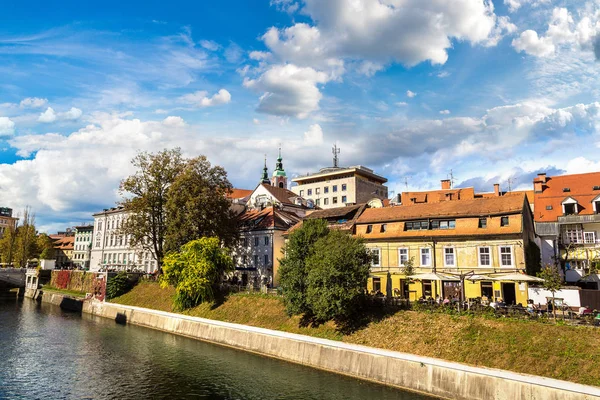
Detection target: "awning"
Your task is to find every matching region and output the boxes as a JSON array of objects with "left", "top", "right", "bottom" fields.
[
  {"left": 562, "top": 247, "right": 600, "bottom": 260},
  {"left": 465, "top": 274, "right": 494, "bottom": 282},
  {"left": 491, "top": 273, "right": 544, "bottom": 282},
  {"left": 408, "top": 273, "right": 460, "bottom": 281},
  {"left": 579, "top": 273, "right": 600, "bottom": 283}
]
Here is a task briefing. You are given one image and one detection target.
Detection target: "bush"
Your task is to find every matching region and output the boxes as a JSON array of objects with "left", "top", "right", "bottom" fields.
[{"left": 106, "top": 272, "right": 133, "bottom": 300}]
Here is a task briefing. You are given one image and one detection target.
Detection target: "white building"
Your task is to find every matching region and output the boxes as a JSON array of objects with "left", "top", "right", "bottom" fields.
[
  {"left": 73, "top": 225, "right": 93, "bottom": 269},
  {"left": 90, "top": 207, "right": 157, "bottom": 273}
]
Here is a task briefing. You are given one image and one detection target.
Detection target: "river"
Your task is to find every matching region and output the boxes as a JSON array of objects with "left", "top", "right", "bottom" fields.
[{"left": 0, "top": 298, "right": 434, "bottom": 400}]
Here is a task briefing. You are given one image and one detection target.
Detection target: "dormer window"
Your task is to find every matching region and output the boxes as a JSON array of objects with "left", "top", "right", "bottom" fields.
[
  {"left": 594, "top": 186, "right": 600, "bottom": 191},
  {"left": 366, "top": 225, "right": 373, "bottom": 233},
  {"left": 592, "top": 195, "right": 600, "bottom": 214},
  {"left": 563, "top": 188, "right": 571, "bottom": 192},
  {"left": 562, "top": 197, "right": 578, "bottom": 215},
  {"left": 380, "top": 224, "right": 387, "bottom": 233}
]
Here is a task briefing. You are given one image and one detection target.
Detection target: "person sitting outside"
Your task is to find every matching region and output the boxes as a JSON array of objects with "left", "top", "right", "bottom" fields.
[
  {"left": 578, "top": 305, "right": 592, "bottom": 316},
  {"left": 442, "top": 296, "right": 450, "bottom": 306}
]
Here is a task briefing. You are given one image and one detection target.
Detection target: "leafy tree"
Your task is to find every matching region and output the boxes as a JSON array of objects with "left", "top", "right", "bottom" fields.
[
  {"left": 120, "top": 148, "right": 184, "bottom": 271},
  {"left": 165, "top": 156, "right": 238, "bottom": 252},
  {"left": 106, "top": 271, "right": 133, "bottom": 299},
  {"left": 278, "top": 219, "right": 329, "bottom": 316},
  {"left": 0, "top": 220, "right": 18, "bottom": 266},
  {"left": 402, "top": 256, "right": 416, "bottom": 277},
  {"left": 161, "top": 237, "right": 233, "bottom": 310},
  {"left": 538, "top": 263, "right": 562, "bottom": 321},
  {"left": 37, "top": 234, "right": 55, "bottom": 260},
  {"left": 305, "top": 230, "right": 371, "bottom": 322}
]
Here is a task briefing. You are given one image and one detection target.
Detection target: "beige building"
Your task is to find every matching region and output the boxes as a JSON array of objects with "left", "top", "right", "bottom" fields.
[
  {"left": 0, "top": 208, "right": 18, "bottom": 238},
  {"left": 73, "top": 225, "right": 93, "bottom": 269},
  {"left": 292, "top": 165, "right": 388, "bottom": 209}
]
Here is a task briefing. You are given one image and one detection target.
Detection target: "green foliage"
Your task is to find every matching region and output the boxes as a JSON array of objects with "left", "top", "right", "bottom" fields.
[
  {"left": 161, "top": 237, "right": 233, "bottom": 310},
  {"left": 305, "top": 230, "right": 371, "bottom": 322},
  {"left": 120, "top": 148, "right": 185, "bottom": 270},
  {"left": 106, "top": 271, "right": 133, "bottom": 300},
  {"left": 538, "top": 263, "right": 563, "bottom": 321},
  {"left": 165, "top": 156, "right": 237, "bottom": 252},
  {"left": 278, "top": 219, "right": 329, "bottom": 316},
  {"left": 402, "top": 256, "right": 416, "bottom": 277},
  {"left": 525, "top": 241, "right": 542, "bottom": 276}
]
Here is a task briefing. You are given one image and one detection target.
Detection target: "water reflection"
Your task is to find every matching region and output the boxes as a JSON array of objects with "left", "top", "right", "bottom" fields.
[{"left": 0, "top": 298, "right": 433, "bottom": 400}]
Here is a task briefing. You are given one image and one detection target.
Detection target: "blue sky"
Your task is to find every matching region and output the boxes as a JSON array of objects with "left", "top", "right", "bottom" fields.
[{"left": 1, "top": 0, "right": 600, "bottom": 231}]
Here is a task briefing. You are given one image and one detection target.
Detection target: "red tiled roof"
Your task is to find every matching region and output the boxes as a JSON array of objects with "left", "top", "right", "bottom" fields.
[
  {"left": 358, "top": 194, "right": 526, "bottom": 224},
  {"left": 227, "top": 188, "right": 253, "bottom": 200},
  {"left": 53, "top": 236, "right": 74, "bottom": 250},
  {"left": 237, "top": 206, "right": 301, "bottom": 231},
  {"left": 534, "top": 172, "right": 600, "bottom": 222},
  {"left": 401, "top": 187, "right": 475, "bottom": 204}
]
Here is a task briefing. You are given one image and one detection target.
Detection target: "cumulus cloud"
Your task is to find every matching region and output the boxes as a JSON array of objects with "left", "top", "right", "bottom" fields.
[
  {"left": 38, "top": 106, "right": 83, "bottom": 123},
  {"left": 406, "top": 90, "right": 417, "bottom": 98},
  {"left": 243, "top": 64, "right": 329, "bottom": 118},
  {"left": 0, "top": 117, "right": 15, "bottom": 136},
  {"left": 303, "top": 124, "right": 323, "bottom": 145},
  {"left": 38, "top": 107, "right": 57, "bottom": 123},
  {"left": 20, "top": 97, "right": 48, "bottom": 109},
  {"left": 512, "top": 6, "right": 600, "bottom": 59},
  {"left": 504, "top": 0, "right": 550, "bottom": 13},
  {"left": 179, "top": 89, "right": 231, "bottom": 107},
  {"left": 162, "top": 116, "right": 186, "bottom": 127}
]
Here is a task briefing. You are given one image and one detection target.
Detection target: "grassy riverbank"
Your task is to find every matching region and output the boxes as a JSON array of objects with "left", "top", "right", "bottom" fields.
[
  {"left": 42, "top": 285, "right": 87, "bottom": 298},
  {"left": 112, "top": 282, "right": 600, "bottom": 386}
]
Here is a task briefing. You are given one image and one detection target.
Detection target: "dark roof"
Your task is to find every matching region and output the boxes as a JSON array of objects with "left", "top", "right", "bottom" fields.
[
  {"left": 237, "top": 206, "right": 301, "bottom": 231},
  {"left": 260, "top": 184, "right": 299, "bottom": 205}
]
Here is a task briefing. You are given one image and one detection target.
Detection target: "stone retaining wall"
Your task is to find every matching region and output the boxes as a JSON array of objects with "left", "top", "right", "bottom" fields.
[{"left": 74, "top": 299, "right": 600, "bottom": 400}]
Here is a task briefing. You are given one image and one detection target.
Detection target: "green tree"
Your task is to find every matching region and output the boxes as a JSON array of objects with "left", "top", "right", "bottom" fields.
[
  {"left": 37, "top": 233, "right": 55, "bottom": 260},
  {"left": 165, "top": 156, "right": 238, "bottom": 252},
  {"left": 120, "top": 148, "right": 185, "bottom": 271},
  {"left": 0, "top": 220, "right": 18, "bottom": 266},
  {"left": 278, "top": 219, "right": 330, "bottom": 316},
  {"left": 106, "top": 271, "right": 133, "bottom": 299},
  {"left": 161, "top": 237, "right": 233, "bottom": 310},
  {"left": 305, "top": 230, "right": 371, "bottom": 322},
  {"left": 538, "top": 263, "right": 562, "bottom": 321},
  {"left": 15, "top": 207, "right": 37, "bottom": 267}
]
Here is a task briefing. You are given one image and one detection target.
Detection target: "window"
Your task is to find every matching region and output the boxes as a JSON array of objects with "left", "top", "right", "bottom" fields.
[
  {"left": 564, "top": 203, "right": 576, "bottom": 215},
  {"left": 444, "top": 247, "right": 455, "bottom": 266},
  {"left": 366, "top": 224, "right": 373, "bottom": 233},
  {"left": 380, "top": 224, "right": 387, "bottom": 233},
  {"left": 307, "top": 189, "right": 312, "bottom": 196},
  {"left": 254, "top": 255, "right": 259, "bottom": 266},
  {"left": 242, "top": 255, "right": 247, "bottom": 264},
  {"left": 500, "top": 216, "right": 509, "bottom": 226},
  {"left": 546, "top": 205, "right": 553, "bottom": 211},
  {"left": 595, "top": 202, "right": 600, "bottom": 214},
  {"left": 333, "top": 197, "right": 338, "bottom": 204},
  {"left": 243, "top": 238, "right": 248, "bottom": 247},
  {"left": 478, "top": 218, "right": 487, "bottom": 228},
  {"left": 478, "top": 247, "right": 491, "bottom": 266},
  {"left": 97, "top": 221, "right": 102, "bottom": 231},
  {"left": 420, "top": 248, "right": 431, "bottom": 266},
  {"left": 584, "top": 232, "right": 596, "bottom": 244},
  {"left": 333, "top": 185, "right": 338, "bottom": 192},
  {"left": 254, "top": 237, "right": 259, "bottom": 246},
  {"left": 398, "top": 248, "right": 408, "bottom": 266},
  {"left": 372, "top": 277, "right": 381, "bottom": 293},
  {"left": 264, "top": 255, "right": 269, "bottom": 265},
  {"left": 316, "top": 188, "right": 320, "bottom": 195},
  {"left": 342, "top": 184, "right": 347, "bottom": 191},
  {"left": 299, "top": 190, "right": 304, "bottom": 197},
  {"left": 324, "top": 198, "right": 329, "bottom": 205},
  {"left": 564, "top": 225, "right": 583, "bottom": 244},
  {"left": 262, "top": 236, "right": 268, "bottom": 246},
  {"left": 324, "top": 186, "right": 329, "bottom": 194},
  {"left": 405, "top": 220, "right": 428, "bottom": 230},
  {"left": 371, "top": 248, "right": 381, "bottom": 267},
  {"left": 342, "top": 195, "right": 347, "bottom": 203},
  {"left": 315, "top": 199, "right": 320, "bottom": 206},
  {"left": 499, "top": 246, "right": 512, "bottom": 267}
]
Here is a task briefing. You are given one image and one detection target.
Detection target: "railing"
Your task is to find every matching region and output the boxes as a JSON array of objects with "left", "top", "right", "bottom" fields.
[
  {"left": 562, "top": 238, "right": 600, "bottom": 245},
  {"left": 558, "top": 214, "right": 600, "bottom": 224},
  {"left": 535, "top": 222, "right": 559, "bottom": 236}
]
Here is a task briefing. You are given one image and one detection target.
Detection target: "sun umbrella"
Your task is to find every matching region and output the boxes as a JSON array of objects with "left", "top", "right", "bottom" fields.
[
  {"left": 465, "top": 274, "right": 494, "bottom": 281},
  {"left": 408, "top": 273, "right": 460, "bottom": 281},
  {"left": 491, "top": 273, "right": 544, "bottom": 282}
]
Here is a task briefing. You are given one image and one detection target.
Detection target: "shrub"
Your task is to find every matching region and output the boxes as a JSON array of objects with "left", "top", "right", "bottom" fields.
[{"left": 106, "top": 272, "right": 133, "bottom": 300}]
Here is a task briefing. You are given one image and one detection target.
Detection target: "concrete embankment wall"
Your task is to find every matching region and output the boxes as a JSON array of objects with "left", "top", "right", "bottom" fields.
[{"left": 38, "top": 291, "right": 600, "bottom": 400}]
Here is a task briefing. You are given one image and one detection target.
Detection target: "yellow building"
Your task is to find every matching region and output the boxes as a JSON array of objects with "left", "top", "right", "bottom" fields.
[{"left": 357, "top": 193, "right": 537, "bottom": 306}]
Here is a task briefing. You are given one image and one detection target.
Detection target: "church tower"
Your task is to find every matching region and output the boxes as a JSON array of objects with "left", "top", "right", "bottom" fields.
[
  {"left": 260, "top": 155, "right": 271, "bottom": 185},
  {"left": 271, "top": 147, "right": 287, "bottom": 189}
]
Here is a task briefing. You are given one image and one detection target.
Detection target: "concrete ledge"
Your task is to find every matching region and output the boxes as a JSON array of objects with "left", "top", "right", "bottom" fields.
[{"left": 72, "top": 300, "right": 600, "bottom": 400}]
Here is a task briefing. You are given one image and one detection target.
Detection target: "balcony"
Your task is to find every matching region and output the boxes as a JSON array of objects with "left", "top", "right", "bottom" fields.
[{"left": 558, "top": 214, "right": 600, "bottom": 224}]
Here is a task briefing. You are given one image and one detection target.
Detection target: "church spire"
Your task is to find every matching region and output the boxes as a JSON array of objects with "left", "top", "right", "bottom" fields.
[
  {"left": 271, "top": 146, "right": 287, "bottom": 188},
  {"left": 260, "top": 155, "right": 270, "bottom": 185}
]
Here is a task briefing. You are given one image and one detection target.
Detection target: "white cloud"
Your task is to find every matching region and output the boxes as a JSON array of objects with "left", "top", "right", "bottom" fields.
[
  {"left": 270, "top": 0, "right": 299, "bottom": 14},
  {"left": 396, "top": 102, "right": 408, "bottom": 107},
  {"left": 162, "top": 116, "right": 185, "bottom": 127},
  {"left": 154, "top": 109, "right": 169, "bottom": 114},
  {"left": 565, "top": 156, "right": 600, "bottom": 174},
  {"left": 38, "top": 106, "right": 82, "bottom": 123},
  {"left": 437, "top": 71, "right": 451, "bottom": 78},
  {"left": 224, "top": 42, "right": 244, "bottom": 63},
  {"left": 504, "top": 0, "right": 550, "bottom": 13},
  {"left": 38, "top": 107, "right": 57, "bottom": 123},
  {"left": 303, "top": 123, "right": 323, "bottom": 145},
  {"left": 0, "top": 117, "right": 15, "bottom": 136},
  {"left": 20, "top": 97, "right": 48, "bottom": 109},
  {"left": 62, "top": 107, "right": 82, "bottom": 120},
  {"left": 253, "top": 118, "right": 260, "bottom": 125},
  {"left": 406, "top": 90, "right": 417, "bottom": 98},
  {"left": 199, "top": 40, "right": 220, "bottom": 51},
  {"left": 439, "top": 110, "right": 451, "bottom": 115},
  {"left": 265, "top": 0, "right": 512, "bottom": 68},
  {"left": 179, "top": 89, "right": 231, "bottom": 108},
  {"left": 243, "top": 64, "right": 329, "bottom": 118},
  {"left": 512, "top": 30, "right": 555, "bottom": 57}
]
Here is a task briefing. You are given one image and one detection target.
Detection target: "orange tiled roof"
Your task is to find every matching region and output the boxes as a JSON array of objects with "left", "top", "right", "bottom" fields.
[
  {"left": 401, "top": 187, "right": 475, "bottom": 204},
  {"left": 534, "top": 172, "right": 600, "bottom": 222},
  {"left": 53, "top": 236, "right": 75, "bottom": 250},
  {"left": 227, "top": 188, "right": 253, "bottom": 200},
  {"left": 358, "top": 194, "right": 526, "bottom": 224}
]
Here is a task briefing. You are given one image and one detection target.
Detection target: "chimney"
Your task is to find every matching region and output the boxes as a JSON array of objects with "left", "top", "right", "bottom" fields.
[
  {"left": 494, "top": 183, "right": 500, "bottom": 197},
  {"left": 441, "top": 179, "right": 451, "bottom": 190},
  {"left": 534, "top": 172, "right": 547, "bottom": 193}
]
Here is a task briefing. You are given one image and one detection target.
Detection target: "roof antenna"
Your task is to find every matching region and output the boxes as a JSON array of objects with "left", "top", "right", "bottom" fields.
[
  {"left": 448, "top": 169, "right": 456, "bottom": 189},
  {"left": 332, "top": 144, "right": 340, "bottom": 168},
  {"left": 507, "top": 177, "right": 513, "bottom": 192},
  {"left": 404, "top": 177, "right": 409, "bottom": 191}
]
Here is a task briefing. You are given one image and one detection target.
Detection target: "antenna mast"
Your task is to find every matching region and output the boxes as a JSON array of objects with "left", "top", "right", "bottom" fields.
[
  {"left": 449, "top": 169, "right": 456, "bottom": 189},
  {"left": 332, "top": 144, "right": 340, "bottom": 168}
]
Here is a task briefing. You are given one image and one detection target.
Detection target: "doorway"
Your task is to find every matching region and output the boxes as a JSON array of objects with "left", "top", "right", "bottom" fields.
[
  {"left": 443, "top": 281, "right": 460, "bottom": 299},
  {"left": 501, "top": 282, "right": 516, "bottom": 305}
]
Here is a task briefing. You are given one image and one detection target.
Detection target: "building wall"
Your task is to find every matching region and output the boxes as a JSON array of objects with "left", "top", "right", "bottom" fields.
[
  {"left": 355, "top": 176, "right": 388, "bottom": 204},
  {"left": 74, "top": 229, "right": 93, "bottom": 268},
  {"left": 232, "top": 230, "right": 275, "bottom": 287},
  {"left": 292, "top": 175, "right": 356, "bottom": 209}
]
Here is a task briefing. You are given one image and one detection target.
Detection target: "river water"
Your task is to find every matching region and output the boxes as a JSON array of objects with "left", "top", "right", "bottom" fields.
[{"left": 0, "top": 298, "right": 434, "bottom": 400}]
